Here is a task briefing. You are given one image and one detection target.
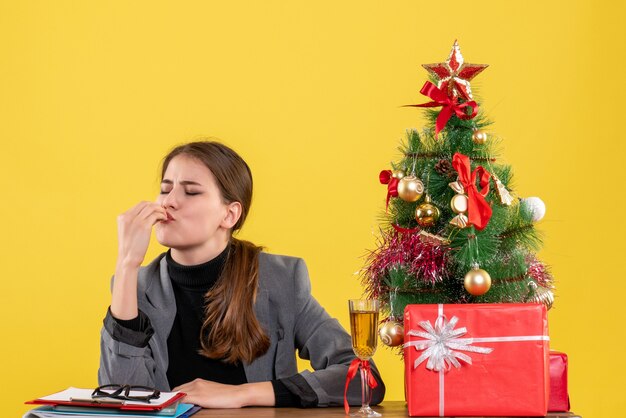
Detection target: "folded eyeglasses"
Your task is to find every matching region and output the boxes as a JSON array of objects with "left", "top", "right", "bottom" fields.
[{"left": 91, "top": 384, "right": 161, "bottom": 403}]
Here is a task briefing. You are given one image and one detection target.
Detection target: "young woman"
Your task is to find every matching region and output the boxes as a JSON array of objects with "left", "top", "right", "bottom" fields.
[{"left": 98, "top": 141, "right": 385, "bottom": 408}]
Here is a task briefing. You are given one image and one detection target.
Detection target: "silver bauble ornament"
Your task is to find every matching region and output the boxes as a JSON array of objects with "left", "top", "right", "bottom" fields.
[{"left": 521, "top": 197, "right": 546, "bottom": 222}]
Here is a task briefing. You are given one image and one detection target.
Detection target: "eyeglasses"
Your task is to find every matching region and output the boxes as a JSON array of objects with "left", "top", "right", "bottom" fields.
[{"left": 92, "top": 384, "right": 161, "bottom": 403}]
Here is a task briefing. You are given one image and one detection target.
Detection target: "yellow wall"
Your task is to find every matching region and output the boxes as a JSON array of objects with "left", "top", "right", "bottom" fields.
[{"left": 1, "top": 2, "right": 623, "bottom": 417}]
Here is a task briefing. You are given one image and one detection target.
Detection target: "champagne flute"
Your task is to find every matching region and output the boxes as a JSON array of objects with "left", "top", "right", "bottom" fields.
[{"left": 348, "top": 299, "right": 381, "bottom": 417}]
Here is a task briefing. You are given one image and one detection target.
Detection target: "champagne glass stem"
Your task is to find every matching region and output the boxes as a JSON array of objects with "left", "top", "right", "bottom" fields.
[{"left": 360, "top": 364, "right": 370, "bottom": 409}]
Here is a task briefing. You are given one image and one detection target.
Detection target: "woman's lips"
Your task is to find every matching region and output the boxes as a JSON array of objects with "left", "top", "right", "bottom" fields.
[{"left": 163, "top": 211, "right": 175, "bottom": 222}]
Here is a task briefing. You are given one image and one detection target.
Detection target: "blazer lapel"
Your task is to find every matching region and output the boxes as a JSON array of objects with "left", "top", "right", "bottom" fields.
[{"left": 243, "top": 288, "right": 275, "bottom": 382}]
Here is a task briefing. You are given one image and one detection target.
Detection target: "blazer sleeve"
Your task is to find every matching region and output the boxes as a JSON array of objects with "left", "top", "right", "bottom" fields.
[
  {"left": 291, "top": 259, "right": 386, "bottom": 407},
  {"left": 98, "top": 321, "right": 159, "bottom": 388},
  {"left": 98, "top": 278, "right": 160, "bottom": 389}
]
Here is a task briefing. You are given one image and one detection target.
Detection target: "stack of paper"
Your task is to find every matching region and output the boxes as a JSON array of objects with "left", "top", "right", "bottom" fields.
[
  {"left": 23, "top": 403, "right": 200, "bottom": 418},
  {"left": 24, "top": 387, "right": 200, "bottom": 418}
]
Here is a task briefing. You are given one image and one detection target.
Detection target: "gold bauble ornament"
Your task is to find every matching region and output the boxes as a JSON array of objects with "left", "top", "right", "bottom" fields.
[
  {"left": 464, "top": 266, "right": 492, "bottom": 296},
  {"left": 415, "top": 195, "right": 440, "bottom": 227},
  {"left": 379, "top": 320, "right": 404, "bottom": 347},
  {"left": 392, "top": 170, "right": 406, "bottom": 180},
  {"left": 472, "top": 129, "right": 488, "bottom": 145},
  {"left": 450, "top": 193, "right": 468, "bottom": 214},
  {"left": 397, "top": 175, "right": 424, "bottom": 202}
]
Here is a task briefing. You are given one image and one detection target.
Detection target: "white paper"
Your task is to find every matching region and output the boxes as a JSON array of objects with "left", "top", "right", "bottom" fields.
[{"left": 37, "top": 387, "right": 181, "bottom": 407}]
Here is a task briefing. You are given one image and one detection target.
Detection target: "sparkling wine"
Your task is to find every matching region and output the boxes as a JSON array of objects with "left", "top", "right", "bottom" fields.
[{"left": 350, "top": 310, "right": 379, "bottom": 360}]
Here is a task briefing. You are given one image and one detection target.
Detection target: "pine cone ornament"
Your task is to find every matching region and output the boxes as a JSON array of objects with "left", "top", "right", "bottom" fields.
[{"left": 434, "top": 159, "right": 456, "bottom": 179}]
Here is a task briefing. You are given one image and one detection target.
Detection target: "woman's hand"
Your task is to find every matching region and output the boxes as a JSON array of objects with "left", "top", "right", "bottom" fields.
[
  {"left": 173, "top": 379, "right": 275, "bottom": 408},
  {"left": 116, "top": 201, "right": 168, "bottom": 268},
  {"left": 110, "top": 202, "right": 167, "bottom": 320}
]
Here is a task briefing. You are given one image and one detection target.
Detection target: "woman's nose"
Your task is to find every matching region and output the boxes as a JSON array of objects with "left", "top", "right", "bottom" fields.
[{"left": 161, "top": 190, "right": 179, "bottom": 209}]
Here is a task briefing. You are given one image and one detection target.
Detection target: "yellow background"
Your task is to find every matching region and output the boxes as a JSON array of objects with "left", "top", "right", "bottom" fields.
[{"left": 1, "top": 2, "right": 624, "bottom": 417}]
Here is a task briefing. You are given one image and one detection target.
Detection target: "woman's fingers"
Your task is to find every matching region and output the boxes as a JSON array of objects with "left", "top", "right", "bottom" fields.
[
  {"left": 170, "top": 379, "right": 246, "bottom": 408},
  {"left": 179, "top": 393, "right": 199, "bottom": 406},
  {"left": 117, "top": 202, "right": 151, "bottom": 228},
  {"left": 145, "top": 206, "right": 168, "bottom": 225},
  {"left": 172, "top": 379, "right": 199, "bottom": 392},
  {"left": 136, "top": 202, "right": 163, "bottom": 221},
  {"left": 116, "top": 202, "right": 166, "bottom": 268},
  {"left": 132, "top": 204, "right": 168, "bottom": 228},
  {"left": 172, "top": 383, "right": 187, "bottom": 392},
  {"left": 125, "top": 201, "right": 151, "bottom": 218}
]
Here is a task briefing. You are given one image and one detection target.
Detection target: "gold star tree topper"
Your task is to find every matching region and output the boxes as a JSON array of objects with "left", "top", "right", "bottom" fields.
[{"left": 422, "top": 40, "right": 488, "bottom": 101}]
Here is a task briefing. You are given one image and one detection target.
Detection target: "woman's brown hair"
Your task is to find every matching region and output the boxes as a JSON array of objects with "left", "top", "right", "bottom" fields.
[{"left": 161, "top": 141, "right": 270, "bottom": 364}]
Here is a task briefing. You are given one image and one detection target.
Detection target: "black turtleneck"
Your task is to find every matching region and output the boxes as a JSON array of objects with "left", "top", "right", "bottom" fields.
[{"left": 164, "top": 246, "right": 248, "bottom": 388}]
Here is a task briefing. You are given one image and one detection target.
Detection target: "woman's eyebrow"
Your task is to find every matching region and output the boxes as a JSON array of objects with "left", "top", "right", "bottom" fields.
[{"left": 161, "top": 179, "right": 203, "bottom": 186}]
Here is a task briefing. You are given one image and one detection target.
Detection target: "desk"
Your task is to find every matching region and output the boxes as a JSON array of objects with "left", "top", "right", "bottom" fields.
[{"left": 192, "top": 402, "right": 581, "bottom": 417}]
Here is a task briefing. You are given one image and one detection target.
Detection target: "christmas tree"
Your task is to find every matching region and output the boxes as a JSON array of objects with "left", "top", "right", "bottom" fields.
[{"left": 363, "top": 41, "right": 554, "bottom": 348}]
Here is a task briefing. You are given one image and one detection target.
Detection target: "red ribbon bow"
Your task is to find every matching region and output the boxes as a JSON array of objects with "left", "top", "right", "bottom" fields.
[
  {"left": 344, "top": 358, "right": 378, "bottom": 415},
  {"left": 452, "top": 153, "right": 492, "bottom": 231},
  {"left": 405, "top": 81, "right": 478, "bottom": 138},
  {"left": 379, "top": 170, "right": 399, "bottom": 211}
]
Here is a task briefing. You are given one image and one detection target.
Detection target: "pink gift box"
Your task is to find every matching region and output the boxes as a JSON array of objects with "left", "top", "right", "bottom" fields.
[{"left": 549, "top": 350, "right": 570, "bottom": 412}]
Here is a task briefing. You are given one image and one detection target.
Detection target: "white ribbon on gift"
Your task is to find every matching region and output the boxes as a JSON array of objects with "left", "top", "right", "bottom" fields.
[
  {"left": 402, "top": 304, "right": 550, "bottom": 417},
  {"left": 404, "top": 313, "right": 493, "bottom": 372}
]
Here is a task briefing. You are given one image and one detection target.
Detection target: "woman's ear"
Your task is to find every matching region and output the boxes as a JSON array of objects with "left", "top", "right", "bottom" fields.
[{"left": 221, "top": 201, "right": 242, "bottom": 229}]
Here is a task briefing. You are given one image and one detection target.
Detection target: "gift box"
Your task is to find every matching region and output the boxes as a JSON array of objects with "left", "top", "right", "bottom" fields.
[
  {"left": 404, "top": 303, "right": 550, "bottom": 417},
  {"left": 549, "top": 351, "right": 570, "bottom": 412}
]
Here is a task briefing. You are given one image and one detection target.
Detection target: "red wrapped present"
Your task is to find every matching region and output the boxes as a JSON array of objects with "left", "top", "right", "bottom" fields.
[
  {"left": 549, "top": 351, "right": 570, "bottom": 412},
  {"left": 404, "top": 303, "right": 550, "bottom": 417}
]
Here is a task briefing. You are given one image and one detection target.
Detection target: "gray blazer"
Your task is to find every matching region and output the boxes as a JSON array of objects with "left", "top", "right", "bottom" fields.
[{"left": 98, "top": 252, "right": 385, "bottom": 407}]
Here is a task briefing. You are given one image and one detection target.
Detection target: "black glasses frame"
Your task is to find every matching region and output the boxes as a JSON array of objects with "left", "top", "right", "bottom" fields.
[{"left": 92, "top": 384, "right": 161, "bottom": 403}]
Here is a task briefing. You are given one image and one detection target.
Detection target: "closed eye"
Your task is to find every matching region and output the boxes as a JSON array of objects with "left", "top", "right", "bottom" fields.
[{"left": 159, "top": 190, "right": 202, "bottom": 196}]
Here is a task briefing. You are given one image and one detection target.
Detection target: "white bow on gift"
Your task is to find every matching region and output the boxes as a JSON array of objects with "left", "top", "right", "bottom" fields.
[{"left": 404, "top": 315, "right": 493, "bottom": 372}]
